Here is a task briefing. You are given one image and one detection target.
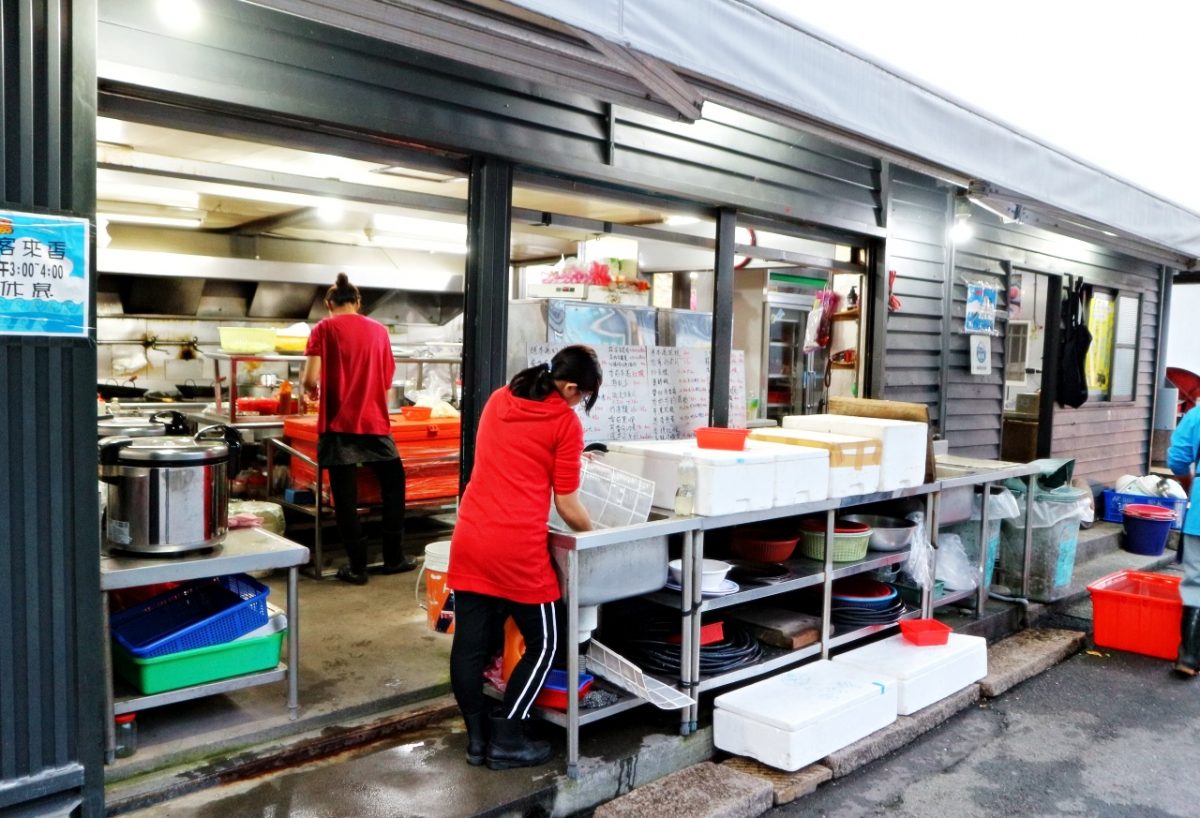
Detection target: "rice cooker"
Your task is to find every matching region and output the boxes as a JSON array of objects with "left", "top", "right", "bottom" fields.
[
  {"left": 98, "top": 409, "right": 191, "bottom": 440},
  {"left": 99, "top": 425, "right": 242, "bottom": 555}
]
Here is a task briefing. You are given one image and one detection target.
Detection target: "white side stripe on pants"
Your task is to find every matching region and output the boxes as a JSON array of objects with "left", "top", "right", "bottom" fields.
[{"left": 507, "top": 601, "right": 558, "bottom": 720}]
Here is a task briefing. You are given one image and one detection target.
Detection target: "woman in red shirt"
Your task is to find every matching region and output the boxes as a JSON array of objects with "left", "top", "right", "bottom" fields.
[
  {"left": 302, "top": 273, "right": 414, "bottom": 585},
  {"left": 448, "top": 345, "right": 601, "bottom": 770}
]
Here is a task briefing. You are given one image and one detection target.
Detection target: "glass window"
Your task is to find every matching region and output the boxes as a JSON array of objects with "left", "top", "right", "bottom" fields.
[{"left": 1084, "top": 288, "right": 1140, "bottom": 402}]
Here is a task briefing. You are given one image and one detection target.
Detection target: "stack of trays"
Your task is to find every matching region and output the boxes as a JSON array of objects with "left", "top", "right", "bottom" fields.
[{"left": 830, "top": 577, "right": 904, "bottom": 627}]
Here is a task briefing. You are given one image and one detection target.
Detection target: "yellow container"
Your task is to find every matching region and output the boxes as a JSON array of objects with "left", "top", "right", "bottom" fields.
[
  {"left": 218, "top": 327, "right": 276, "bottom": 353},
  {"left": 274, "top": 333, "right": 309, "bottom": 353}
]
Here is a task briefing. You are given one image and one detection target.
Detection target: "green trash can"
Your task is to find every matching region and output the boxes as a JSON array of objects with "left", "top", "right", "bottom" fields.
[{"left": 995, "top": 484, "right": 1090, "bottom": 602}]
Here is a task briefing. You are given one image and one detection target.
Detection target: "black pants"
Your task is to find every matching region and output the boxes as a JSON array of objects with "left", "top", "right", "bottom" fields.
[
  {"left": 450, "top": 591, "right": 560, "bottom": 721},
  {"left": 326, "top": 457, "right": 406, "bottom": 573}
]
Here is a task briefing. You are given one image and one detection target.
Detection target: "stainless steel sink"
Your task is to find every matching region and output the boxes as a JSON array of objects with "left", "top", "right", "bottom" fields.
[{"left": 548, "top": 511, "right": 695, "bottom": 606}]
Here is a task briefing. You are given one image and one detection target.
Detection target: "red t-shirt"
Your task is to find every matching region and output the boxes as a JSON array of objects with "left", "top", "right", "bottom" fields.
[
  {"left": 448, "top": 387, "right": 584, "bottom": 604},
  {"left": 305, "top": 313, "right": 395, "bottom": 436}
]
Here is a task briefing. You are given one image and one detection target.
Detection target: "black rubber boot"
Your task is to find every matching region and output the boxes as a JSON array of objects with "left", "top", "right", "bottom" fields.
[
  {"left": 377, "top": 555, "right": 418, "bottom": 574},
  {"left": 464, "top": 712, "right": 488, "bottom": 766},
  {"left": 335, "top": 564, "right": 368, "bottom": 585},
  {"left": 1175, "top": 606, "right": 1200, "bottom": 677},
  {"left": 486, "top": 717, "right": 552, "bottom": 770}
]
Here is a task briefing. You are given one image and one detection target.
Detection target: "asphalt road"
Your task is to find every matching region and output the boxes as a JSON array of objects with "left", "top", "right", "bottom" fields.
[{"left": 769, "top": 646, "right": 1200, "bottom": 817}]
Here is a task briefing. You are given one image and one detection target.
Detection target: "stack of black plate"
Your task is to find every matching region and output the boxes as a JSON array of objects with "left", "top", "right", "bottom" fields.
[{"left": 830, "top": 577, "right": 905, "bottom": 627}]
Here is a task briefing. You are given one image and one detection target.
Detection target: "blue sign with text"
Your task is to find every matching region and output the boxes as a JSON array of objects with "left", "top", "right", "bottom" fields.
[{"left": 0, "top": 210, "right": 90, "bottom": 337}]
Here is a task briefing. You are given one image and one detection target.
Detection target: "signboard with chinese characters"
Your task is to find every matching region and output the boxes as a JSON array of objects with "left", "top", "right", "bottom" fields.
[
  {"left": 963, "top": 281, "right": 997, "bottom": 335},
  {"left": 0, "top": 210, "right": 90, "bottom": 337}
]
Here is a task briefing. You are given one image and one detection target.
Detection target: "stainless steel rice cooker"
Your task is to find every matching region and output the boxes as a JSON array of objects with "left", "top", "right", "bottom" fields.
[
  {"left": 98, "top": 409, "right": 190, "bottom": 440},
  {"left": 99, "top": 425, "right": 240, "bottom": 555}
]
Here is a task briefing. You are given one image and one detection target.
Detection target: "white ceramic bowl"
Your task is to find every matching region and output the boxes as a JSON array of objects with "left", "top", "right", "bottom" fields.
[{"left": 668, "top": 558, "right": 732, "bottom": 591}]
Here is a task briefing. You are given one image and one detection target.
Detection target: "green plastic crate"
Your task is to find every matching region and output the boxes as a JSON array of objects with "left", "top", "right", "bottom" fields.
[{"left": 113, "top": 629, "right": 285, "bottom": 695}]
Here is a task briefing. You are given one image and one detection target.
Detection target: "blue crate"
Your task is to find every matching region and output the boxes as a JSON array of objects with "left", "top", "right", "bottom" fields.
[
  {"left": 1101, "top": 490, "right": 1186, "bottom": 531},
  {"left": 110, "top": 574, "right": 270, "bottom": 658}
]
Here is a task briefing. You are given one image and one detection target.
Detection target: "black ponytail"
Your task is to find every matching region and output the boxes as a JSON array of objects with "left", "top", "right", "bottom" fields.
[
  {"left": 509, "top": 345, "right": 603, "bottom": 414},
  {"left": 325, "top": 272, "right": 360, "bottom": 306}
]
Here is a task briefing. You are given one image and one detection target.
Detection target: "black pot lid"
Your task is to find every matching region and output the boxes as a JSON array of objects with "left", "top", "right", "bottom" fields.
[
  {"left": 116, "top": 436, "right": 228, "bottom": 464},
  {"left": 98, "top": 416, "right": 174, "bottom": 437}
]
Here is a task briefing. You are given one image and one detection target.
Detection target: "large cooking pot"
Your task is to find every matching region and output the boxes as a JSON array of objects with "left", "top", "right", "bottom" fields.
[
  {"left": 98, "top": 425, "right": 241, "bottom": 555},
  {"left": 98, "top": 410, "right": 190, "bottom": 440}
]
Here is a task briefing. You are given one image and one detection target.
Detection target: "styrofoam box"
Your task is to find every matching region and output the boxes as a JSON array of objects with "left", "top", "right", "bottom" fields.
[
  {"left": 713, "top": 660, "right": 897, "bottom": 772},
  {"left": 748, "top": 428, "right": 881, "bottom": 498},
  {"left": 604, "top": 440, "right": 774, "bottom": 515},
  {"left": 782, "top": 414, "right": 927, "bottom": 491},
  {"left": 744, "top": 439, "right": 830, "bottom": 506},
  {"left": 832, "top": 633, "right": 987, "bottom": 715}
]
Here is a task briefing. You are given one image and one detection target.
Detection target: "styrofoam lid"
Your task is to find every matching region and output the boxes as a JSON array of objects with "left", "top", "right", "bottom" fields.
[
  {"left": 609, "top": 438, "right": 777, "bottom": 464},
  {"left": 744, "top": 439, "right": 830, "bottom": 462},
  {"left": 714, "top": 660, "right": 892, "bottom": 730},
  {"left": 750, "top": 428, "right": 877, "bottom": 447},
  {"left": 783, "top": 414, "right": 927, "bottom": 430},
  {"left": 832, "top": 633, "right": 985, "bottom": 680}
]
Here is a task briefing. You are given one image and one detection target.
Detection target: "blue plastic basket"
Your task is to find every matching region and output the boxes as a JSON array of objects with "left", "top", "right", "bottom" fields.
[
  {"left": 1102, "top": 490, "right": 1186, "bottom": 530},
  {"left": 110, "top": 574, "right": 270, "bottom": 658}
]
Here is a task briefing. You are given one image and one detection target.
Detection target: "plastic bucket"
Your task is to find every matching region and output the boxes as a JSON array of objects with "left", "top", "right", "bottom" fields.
[
  {"left": 1123, "top": 512, "right": 1172, "bottom": 557},
  {"left": 419, "top": 541, "right": 454, "bottom": 633}
]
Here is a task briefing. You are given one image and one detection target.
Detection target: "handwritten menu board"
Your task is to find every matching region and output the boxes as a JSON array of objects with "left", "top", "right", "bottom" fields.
[{"left": 529, "top": 343, "right": 746, "bottom": 442}]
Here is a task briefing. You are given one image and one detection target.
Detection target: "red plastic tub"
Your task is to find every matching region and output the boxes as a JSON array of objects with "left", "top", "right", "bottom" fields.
[
  {"left": 534, "top": 669, "right": 594, "bottom": 710},
  {"left": 1088, "top": 570, "right": 1182, "bottom": 659},
  {"left": 694, "top": 426, "right": 750, "bottom": 450},
  {"left": 899, "top": 619, "right": 951, "bottom": 646}
]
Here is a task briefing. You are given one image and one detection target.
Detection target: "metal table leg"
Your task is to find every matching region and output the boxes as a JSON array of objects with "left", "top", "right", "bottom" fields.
[
  {"left": 103, "top": 591, "right": 116, "bottom": 764},
  {"left": 567, "top": 548, "right": 580, "bottom": 779},
  {"left": 679, "top": 530, "right": 694, "bottom": 736},
  {"left": 288, "top": 565, "right": 300, "bottom": 718},
  {"left": 820, "top": 509, "right": 834, "bottom": 659},
  {"left": 976, "top": 482, "right": 993, "bottom": 616},
  {"left": 1022, "top": 473, "right": 1036, "bottom": 597},
  {"left": 689, "top": 531, "right": 704, "bottom": 734},
  {"left": 923, "top": 492, "right": 938, "bottom": 618}
]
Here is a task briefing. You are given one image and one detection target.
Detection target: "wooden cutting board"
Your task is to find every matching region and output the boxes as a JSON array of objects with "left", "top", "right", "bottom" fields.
[
  {"left": 729, "top": 606, "right": 821, "bottom": 650},
  {"left": 828, "top": 396, "right": 936, "bottom": 484}
]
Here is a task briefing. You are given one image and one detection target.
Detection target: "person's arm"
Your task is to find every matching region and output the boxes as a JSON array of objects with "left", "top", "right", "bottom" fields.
[
  {"left": 553, "top": 490, "right": 593, "bottom": 532},
  {"left": 301, "top": 356, "right": 321, "bottom": 402},
  {"left": 1167, "top": 408, "right": 1200, "bottom": 494}
]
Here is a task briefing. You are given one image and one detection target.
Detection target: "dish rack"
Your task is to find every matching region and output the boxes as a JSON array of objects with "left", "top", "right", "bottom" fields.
[{"left": 110, "top": 573, "right": 270, "bottom": 658}]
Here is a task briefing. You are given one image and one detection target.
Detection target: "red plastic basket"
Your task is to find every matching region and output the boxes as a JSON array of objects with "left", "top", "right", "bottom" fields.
[
  {"left": 899, "top": 619, "right": 951, "bottom": 646},
  {"left": 694, "top": 426, "right": 750, "bottom": 450},
  {"left": 731, "top": 528, "right": 799, "bottom": 562},
  {"left": 534, "top": 669, "right": 594, "bottom": 710},
  {"left": 1088, "top": 570, "right": 1182, "bottom": 659}
]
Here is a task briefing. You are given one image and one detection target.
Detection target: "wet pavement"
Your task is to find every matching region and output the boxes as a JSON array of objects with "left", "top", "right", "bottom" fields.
[{"left": 767, "top": 646, "right": 1200, "bottom": 817}]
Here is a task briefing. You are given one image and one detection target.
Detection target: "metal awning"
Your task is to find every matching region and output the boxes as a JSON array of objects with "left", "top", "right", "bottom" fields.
[{"left": 247, "top": 0, "right": 1200, "bottom": 267}]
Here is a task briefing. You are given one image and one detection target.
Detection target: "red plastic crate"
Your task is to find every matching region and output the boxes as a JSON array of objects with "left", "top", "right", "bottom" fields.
[
  {"left": 1087, "top": 570, "right": 1182, "bottom": 660},
  {"left": 899, "top": 619, "right": 951, "bottom": 646}
]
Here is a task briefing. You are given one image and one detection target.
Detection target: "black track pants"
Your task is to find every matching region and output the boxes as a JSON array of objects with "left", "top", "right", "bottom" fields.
[{"left": 326, "top": 457, "right": 406, "bottom": 572}]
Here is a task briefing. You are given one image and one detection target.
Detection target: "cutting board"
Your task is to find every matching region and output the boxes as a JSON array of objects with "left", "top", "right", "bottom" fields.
[
  {"left": 828, "top": 397, "right": 936, "bottom": 484},
  {"left": 729, "top": 606, "right": 821, "bottom": 650}
]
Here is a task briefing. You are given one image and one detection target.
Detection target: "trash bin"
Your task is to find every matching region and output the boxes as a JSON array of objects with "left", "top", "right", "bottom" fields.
[
  {"left": 942, "top": 486, "right": 1019, "bottom": 596},
  {"left": 995, "top": 483, "right": 1092, "bottom": 602}
]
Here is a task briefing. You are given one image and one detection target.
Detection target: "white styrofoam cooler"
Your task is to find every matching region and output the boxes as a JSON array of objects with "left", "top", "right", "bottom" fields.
[
  {"left": 782, "top": 414, "right": 927, "bottom": 491},
  {"left": 748, "top": 428, "right": 881, "bottom": 498},
  {"left": 832, "top": 633, "right": 987, "bottom": 715},
  {"left": 713, "top": 660, "right": 897, "bottom": 771},
  {"left": 744, "top": 439, "right": 830, "bottom": 506},
  {"left": 604, "top": 440, "right": 775, "bottom": 515}
]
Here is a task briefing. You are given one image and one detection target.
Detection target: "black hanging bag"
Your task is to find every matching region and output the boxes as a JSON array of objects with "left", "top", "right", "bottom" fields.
[{"left": 1057, "top": 279, "right": 1091, "bottom": 409}]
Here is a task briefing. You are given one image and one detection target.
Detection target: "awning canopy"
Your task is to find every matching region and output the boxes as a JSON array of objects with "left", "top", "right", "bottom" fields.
[{"left": 247, "top": 0, "right": 1200, "bottom": 267}]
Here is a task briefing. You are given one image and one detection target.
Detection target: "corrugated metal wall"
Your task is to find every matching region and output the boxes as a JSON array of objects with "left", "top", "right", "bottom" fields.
[
  {"left": 949, "top": 210, "right": 1163, "bottom": 482},
  {"left": 879, "top": 166, "right": 951, "bottom": 430},
  {"left": 0, "top": 1, "right": 103, "bottom": 816},
  {"left": 97, "top": 0, "right": 883, "bottom": 236}
]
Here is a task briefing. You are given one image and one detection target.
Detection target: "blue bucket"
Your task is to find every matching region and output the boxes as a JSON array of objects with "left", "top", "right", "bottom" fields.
[{"left": 1122, "top": 513, "right": 1172, "bottom": 557}]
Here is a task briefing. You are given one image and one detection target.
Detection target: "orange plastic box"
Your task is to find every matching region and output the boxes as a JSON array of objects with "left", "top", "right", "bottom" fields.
[
  {"left": 899, "top": 619, "right": 951, "bottom": 646},
  {"left": 694, "top": 426, "right": 750, "bottom": 450},
  {"left": 1087, "top": 570, "right": 1182, "bottom": 660}
]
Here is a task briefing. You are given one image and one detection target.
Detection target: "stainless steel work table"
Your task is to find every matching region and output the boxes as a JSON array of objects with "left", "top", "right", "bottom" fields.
[
  {"left": 547, "top": 513, "right": 700, "bottom": 779},
  {"left": 99, "top": 527, "right": 309, "bottom": 764},
  {"left": 934, "top": 455, "right": 1042, "bottom": 615}
]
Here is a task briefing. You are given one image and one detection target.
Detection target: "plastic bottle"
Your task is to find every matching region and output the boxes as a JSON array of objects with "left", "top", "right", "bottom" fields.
[
  {"left": 674, "top": 457, "right": 697, "bottom": 515},
  {"left": 276, "top": 380, "right": 293, "bottom": 415},
  {"left": 114, "top": 713, "right": 137, "bottom": 758}
]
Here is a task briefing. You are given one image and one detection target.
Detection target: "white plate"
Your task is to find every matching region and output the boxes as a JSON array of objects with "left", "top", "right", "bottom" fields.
[{"left": 664, "top": 578, "right": 740, "bottom": 597}]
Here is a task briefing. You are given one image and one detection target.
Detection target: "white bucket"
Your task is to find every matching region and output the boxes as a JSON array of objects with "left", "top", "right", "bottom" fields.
[{"left": 417, "top": 541, "right": 454, "bottom": 633}]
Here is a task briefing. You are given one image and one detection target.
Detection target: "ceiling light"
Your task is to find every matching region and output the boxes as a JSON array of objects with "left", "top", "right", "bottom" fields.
[
  {"left": 967, "top": 195, "right": 1018, "bottom": 224},
  {"left": 664, "top": 214, "right": 700, "bottom": 226},
  {"left": 950, "top": 195, "right": 973, "bottom": 244},
  {"left": 366, "top": 233, "right": 468, "bottom": 255},
  {"left": 99, "top": 212, "right": 204, "bottom": 229},
  {"left": 316, "top": 200, "right": 344, "bottom": 224},
  {"left": 158, "top": 0, "right": 202, "bottom": 32}
]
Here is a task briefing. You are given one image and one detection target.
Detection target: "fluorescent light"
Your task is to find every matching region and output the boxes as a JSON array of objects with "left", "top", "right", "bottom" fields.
[
  {"left": 949, "top": 219, "right": 973, "bottom": 244},
  {"left": 366, "top": 231, "right": 467, "bottom": 254},
  {"left": 967, "top": 195, "right": 1017, "bottom": 224},
  {"left": 158, "top": 0, "right": 202, "bottom": 32},
  {"left": 99, "top": 212, "right": 203, "bottom": 229},
  {"left": 664, "top": 214, "right": 700, "bottom": 226},
  {"left": 316, "top": 200, "right": 344, "bottom": 223}
]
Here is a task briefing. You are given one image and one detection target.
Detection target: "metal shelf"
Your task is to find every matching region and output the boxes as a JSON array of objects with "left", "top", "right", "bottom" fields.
[
  {"left": 695, "top": 642, "right": 822, "bottom": 694},
  {"left": 484, "top": 682, "right": 647, "bottom": 728},
  {"left": 827, "top": 607, "right": 921, "bottom": 650},
  {"left": 114, "top": 665, "right": 287, "bottom": 715},
  {"left": 931, "top": 587, "right": 978, "bottom": 610}
]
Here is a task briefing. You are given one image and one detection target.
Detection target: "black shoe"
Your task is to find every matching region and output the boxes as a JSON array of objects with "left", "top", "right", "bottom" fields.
[
  {"left": 486, "top": 716, "right": 552, "bottom": 770},
  {"left": 1175, "top": 606, "right": 1200, "bottom": 677},
  {"left": 335, "top": 565, "right": 369, "bottom": 586},
  {"left": 464, "top": 712, "right": 488, "bottom": 766},
  {"left": 376, "top": 556, "right": 418, "bottom": 575}
]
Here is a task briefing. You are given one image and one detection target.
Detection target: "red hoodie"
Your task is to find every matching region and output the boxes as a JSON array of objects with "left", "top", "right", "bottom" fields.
[{"left": 448, "top": 386, "right": 583, "bottom": 604}]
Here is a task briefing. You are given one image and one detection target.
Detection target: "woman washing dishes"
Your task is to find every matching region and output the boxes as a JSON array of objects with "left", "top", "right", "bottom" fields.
[
  {"left": 1169, "top": 403, "right": 1200, "bottom": 676},
  {"left": 448, "top": 346, "right": 602, "bottom": 770},
  {"left": 302, "top": 273, "right": 414, "bottom": 585}
]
